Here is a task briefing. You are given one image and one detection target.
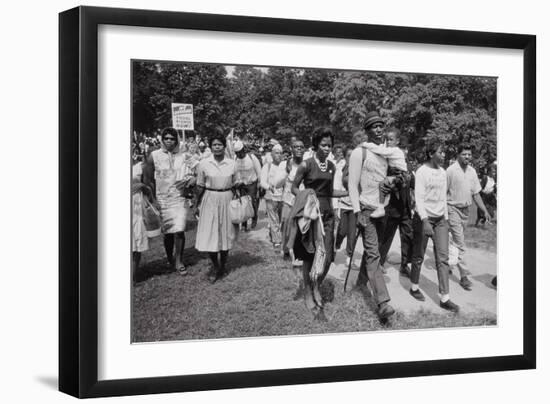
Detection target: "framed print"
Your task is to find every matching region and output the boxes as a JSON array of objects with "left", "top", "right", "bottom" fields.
[{"left": 59, "top": 5, "right": 536, "bottom": 398}]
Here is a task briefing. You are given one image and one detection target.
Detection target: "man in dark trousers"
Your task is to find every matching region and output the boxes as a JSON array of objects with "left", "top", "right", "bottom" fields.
[
  {"left": 378, "top": 127, "right": 414, "bottom": 276},
  {"left": 348, "top": 111, "right": 395, "bottom": 320}
]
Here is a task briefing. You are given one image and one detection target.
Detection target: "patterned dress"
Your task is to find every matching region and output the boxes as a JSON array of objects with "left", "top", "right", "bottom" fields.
[
  {"left": 151, "top": 146, "right": 189, "bottom": 234},
  {"left": 195, "top": 156, "right": 237, "bottom": 252}
]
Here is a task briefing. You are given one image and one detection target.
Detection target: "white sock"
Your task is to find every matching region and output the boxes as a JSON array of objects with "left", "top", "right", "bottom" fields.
[
  {"left": 410, "top": 284, "right": 419, "bottom": 291},
  {"left": 441, "top": 294, "right": 450, "bottom": 303}
]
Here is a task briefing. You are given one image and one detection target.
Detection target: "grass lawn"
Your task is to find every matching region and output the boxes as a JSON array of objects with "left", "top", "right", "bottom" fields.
[{"left": 132, "top": 220, "right": 496, "bottom": 343}]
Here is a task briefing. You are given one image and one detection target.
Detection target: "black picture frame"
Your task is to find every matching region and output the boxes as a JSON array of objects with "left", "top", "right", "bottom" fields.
[{"left": 59, "top": 6, "right": 536, "bottom": 399}]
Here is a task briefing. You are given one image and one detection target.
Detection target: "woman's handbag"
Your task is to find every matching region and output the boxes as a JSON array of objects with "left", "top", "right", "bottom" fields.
[
  {"left": 143, "top": 198, "right": 162, "bottom": 237},
  {"left": 229, "top": 191, "right": 255, "bottom": 224}
]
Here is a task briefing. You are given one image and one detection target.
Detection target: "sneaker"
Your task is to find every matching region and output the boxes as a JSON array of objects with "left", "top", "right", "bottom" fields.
[
  {"left": 293, "top": 259, "right": 303, "bottom": 267},
  {"left": 459, "top": 276, "right": 473, "bottom": 291},
  {"left": 409, "top": 288, "right": 425, "bottom": 301},
  {"left": 370, "top": 206, "right": 385, "bottom": 218},
  {"left": 378, "top": 302, "right": 395, "bottom": 319},
  {"left": 440, "top": 299, "right": 460, "bottom": 313}
]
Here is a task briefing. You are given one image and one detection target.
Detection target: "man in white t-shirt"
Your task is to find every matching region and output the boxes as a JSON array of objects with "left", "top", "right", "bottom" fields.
[
  {"left": 410, "top": 141, "right": 459, "bottom": 313},
  {"left": 446, "top": 143, "right": 492, "bottom": 291}
]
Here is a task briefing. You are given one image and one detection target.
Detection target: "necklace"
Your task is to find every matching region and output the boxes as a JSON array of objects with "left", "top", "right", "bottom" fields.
[{"left": 315, "top": 156, "right": 328, "bottom": 172}]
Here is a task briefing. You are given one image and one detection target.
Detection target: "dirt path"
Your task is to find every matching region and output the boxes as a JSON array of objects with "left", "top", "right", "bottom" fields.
[
  {"left": 247, "top": 202, "right": 497, "bottom": 316},
  {"left": 328, "top": 236, "right": 497, "bottom": 315}
]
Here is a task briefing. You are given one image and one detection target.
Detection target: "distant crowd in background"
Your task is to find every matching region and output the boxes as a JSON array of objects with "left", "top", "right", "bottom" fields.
[{"left": 131, "top": 113, "right": 497, "bottom": 322}]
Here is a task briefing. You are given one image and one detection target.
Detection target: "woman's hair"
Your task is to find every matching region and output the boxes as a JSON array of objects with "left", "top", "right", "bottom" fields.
[
  {"left": 161, "top": 127, "right": 179, "bottom": 141},
  {"left": 208, "top": 126, "right": 226, "bottom": 148},
  {"left": 311, "top": 127, "right": 334, "bottom": 150},
  {"left": 425, "top": 140, "right": 443, "bottom": 161}
]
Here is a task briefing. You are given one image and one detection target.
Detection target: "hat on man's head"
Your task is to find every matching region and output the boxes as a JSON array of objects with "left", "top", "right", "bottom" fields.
[
  {"left": 272, "top": 144, "right": 283, "bottom": 153},
  {"left": 364, "top": 111, "right": 384, "bottom": 129},
  {"left": 270, "top": 138, "right": 279, "bottom": 146},
  {"left": 233, "top": 140, "right": 244, "bottom": 152}
]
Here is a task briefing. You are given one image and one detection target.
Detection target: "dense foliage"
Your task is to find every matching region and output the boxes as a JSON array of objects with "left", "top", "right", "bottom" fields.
[{"left": 133, "top": 61, "right": 497, "bottom": 169}]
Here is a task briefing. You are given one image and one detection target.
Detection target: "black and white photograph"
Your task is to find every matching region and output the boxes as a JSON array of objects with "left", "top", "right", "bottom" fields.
[{"left": 131, "top": 60, "right": 498, "bottom": 342}]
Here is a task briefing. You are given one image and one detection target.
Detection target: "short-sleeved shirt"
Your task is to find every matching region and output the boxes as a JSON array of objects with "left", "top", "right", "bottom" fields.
[
  {"left": 234, "top": 153, "right": 261, "bottom": 184},
  {"left": 446, "top": 161, "right": 482, "bottom": 207},
  {"left": 196, "top": 156, "right": 236, "bottom": 190}
]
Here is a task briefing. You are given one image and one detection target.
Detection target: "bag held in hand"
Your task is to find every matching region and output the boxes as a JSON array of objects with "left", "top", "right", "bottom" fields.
[
  {"left": 229, "top": 193, "right": 254, "bottom": 224},
  {"left": 143, "top": 198, "right": 162, "bottom": 237}
]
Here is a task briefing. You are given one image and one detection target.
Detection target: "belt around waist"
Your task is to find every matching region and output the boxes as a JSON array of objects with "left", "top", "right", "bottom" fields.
[
  {"left": 205, "top": 187, "right": 232, "bottom": 192},
  {"left": 448, "top": 203, "right": 470, "bottom": 209}
]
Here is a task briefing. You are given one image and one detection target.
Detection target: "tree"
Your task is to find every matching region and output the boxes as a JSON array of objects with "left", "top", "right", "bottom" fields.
[{"left": 132, "top": 61, "right": 229, "bottom": 137}]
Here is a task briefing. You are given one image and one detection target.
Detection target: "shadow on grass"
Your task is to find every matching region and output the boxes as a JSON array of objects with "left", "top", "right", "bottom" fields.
[
  {"left": 398, "top": 265, "right": 441, "bottom": 306},
  {"left": 225, "top": 250, "right": 266, "bottom": 274}
]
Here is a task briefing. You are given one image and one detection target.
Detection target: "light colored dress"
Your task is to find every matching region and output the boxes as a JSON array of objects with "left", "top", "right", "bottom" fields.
[
  {"left": 132, "top": 162, "right": 149, "bottom": 252},
  {"left": 195, "top": 156, "right": 237, "bottom": 252},
  {"left": 151, "top": 146, "right": 189, "bottom": 234}
]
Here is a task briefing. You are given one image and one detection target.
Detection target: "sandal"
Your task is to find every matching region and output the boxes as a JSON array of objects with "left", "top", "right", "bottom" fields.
[{"left": 177, "top": 264, "right": 188, "bottom": 276}]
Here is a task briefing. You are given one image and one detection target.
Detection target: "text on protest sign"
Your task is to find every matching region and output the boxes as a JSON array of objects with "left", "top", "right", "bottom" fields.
[{"left": 171, "top": 103, "right": 194, "bottom": 130}]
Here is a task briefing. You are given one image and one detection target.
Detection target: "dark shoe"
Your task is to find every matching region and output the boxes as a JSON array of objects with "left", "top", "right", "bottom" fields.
[
  {"left": 208, "top": 268, "right": 221, "bottom": 284},
  {"left": 409, "top": 288, "right": 425, "bottom": 301},
  {"left": 378, "top": 302, "right": 395, "bottom": 319},
  {"left": 440, "top": 299, "right": 460, "bottom": 313},
  {"left": 491, "top": 276, "right": 497, "bottom": 288},
  {"left": 313, "top": 308, "right": 328, "bottom": 322},
  {"left": 459, "top": 276, "right": 473, "bottom": 291}
]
